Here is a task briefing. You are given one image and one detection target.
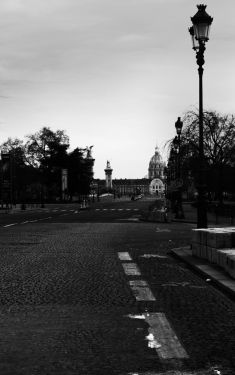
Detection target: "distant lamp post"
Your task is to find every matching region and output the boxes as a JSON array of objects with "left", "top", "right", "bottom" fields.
[
  {"left": 189, "top": 4, "right": 213, "bottom": 228},
  {"left": 175, "top": 116, "right": 183, "bottom": 136},
  {"left": 173, "top": 117, "right": 184, "bottom": 219}
]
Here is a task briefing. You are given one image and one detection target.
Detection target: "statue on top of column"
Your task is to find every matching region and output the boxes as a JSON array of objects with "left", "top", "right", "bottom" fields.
[{"left": 85, "top": 145, "right": 93, "bottom": 159}]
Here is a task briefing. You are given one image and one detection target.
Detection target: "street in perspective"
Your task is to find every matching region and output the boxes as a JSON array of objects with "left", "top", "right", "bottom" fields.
[
  {"left": 1, "top": 2, "right": 235, "bottom": 375},
  {"left": 0, "top": 196, "right": 234, "bottom": 375}
]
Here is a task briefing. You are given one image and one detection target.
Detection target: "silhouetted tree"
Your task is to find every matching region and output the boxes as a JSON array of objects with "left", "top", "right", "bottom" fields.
[{"left": 168, "top": 110, "right": 235, "bottom": 201}]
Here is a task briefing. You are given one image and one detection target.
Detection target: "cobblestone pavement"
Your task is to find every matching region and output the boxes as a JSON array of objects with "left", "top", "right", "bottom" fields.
[{"left": 0, "top": 207, "right": 234, "bottom": 374}]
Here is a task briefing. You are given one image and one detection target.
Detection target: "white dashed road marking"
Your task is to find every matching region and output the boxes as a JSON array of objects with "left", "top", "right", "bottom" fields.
[
  {"left": 129, "top": 280, "right": 156, "bottom": 301},
  {"left": 127, "top": 312, "right": 189, "bottom": 360},
  {"left": 122, "top": 263, "right": 141, "bottom": 276},
  {"left": 140, "top": 254, "right": 168, "bottom": 259},
  {"left": 118, "top": 252, "right": 133, "bottom": 261},
  {"left": 94, "top": 208, "right": 139, "bottom": 212},
  {"left": 119, "top": 252, "right": 189, "bottom": 367},
  {"left": 145, "top": 313, "right": 189, "bottom": 359},
  {"left": 3, "top": 223, "right": 18, "bottom": 227}
]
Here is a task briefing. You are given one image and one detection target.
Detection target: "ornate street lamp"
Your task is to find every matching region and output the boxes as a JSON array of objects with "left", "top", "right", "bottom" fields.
[
  {"left": 189, "top": 4, "right": 213, "bottom": 228},
  {"left": 175, "top": 116, "right": 183, "bottom": 136},
  {"left": 173, "top": 118, "right": 184, "bottom": 219}
]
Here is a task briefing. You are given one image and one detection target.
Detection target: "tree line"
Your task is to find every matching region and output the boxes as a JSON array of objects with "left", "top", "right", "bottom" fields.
[
  {"left": 167, "top": 109, "right": 235, "bottom": 202},
  {"left": 0, "top": 127, "right": 94, "bottom": 205}
]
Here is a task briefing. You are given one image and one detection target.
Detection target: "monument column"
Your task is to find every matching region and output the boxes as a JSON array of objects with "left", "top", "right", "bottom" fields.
[{"left": 104, "top": 161, "right": 113, "bottom": 190}]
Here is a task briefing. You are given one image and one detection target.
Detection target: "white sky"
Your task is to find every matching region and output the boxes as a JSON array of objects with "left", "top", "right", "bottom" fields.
[{"left": 0, "top": 0, "right": 234, "bottom": 178}]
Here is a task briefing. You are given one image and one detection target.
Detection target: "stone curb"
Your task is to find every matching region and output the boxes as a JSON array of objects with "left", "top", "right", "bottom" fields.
[{"left": 171, "top": 246, "right": 235, "bottom": 299}]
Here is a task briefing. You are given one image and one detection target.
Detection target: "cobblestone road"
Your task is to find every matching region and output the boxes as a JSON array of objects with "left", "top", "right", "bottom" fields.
[{"left": 0, "top": 206, "right": 234, "bottom": 374}]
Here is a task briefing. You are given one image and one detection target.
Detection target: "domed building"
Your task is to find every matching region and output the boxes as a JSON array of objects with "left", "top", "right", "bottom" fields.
[
  {"left": 148, "top": 146, "right": 165, "bottom": 195},
  {"left": 92, "top": 146, "right": 166, "bottom": 198}
]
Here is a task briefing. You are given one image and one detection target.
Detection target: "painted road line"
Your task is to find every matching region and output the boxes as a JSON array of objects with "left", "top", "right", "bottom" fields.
[
  {"left": 118, "top": 218, "right": 139, "bottom": 222},
  {"left": 140, "top": 254, "right": 168, "bottom": 259},
  {"left": 127, "top": 313, "right": 188, "bottom": 360},
  {"left": 129, "top": 280, "right": 156, "bottom": 301},
  {"left": 133, "top": 208, "right": 139, "bottom": 211},
  {"left": 118, "top": 252, "right": 132, "bottom": 261},
  {"left": 21, "top": 221, "right": 29, "bottom": 224},
  {"left": 128, "top": 373, "right": 195, "bottom": 375},
  {"left": 3, "top": 223, "right": 18, "bottom": 227},
  {"left": 28, "top": 220, "right": 38, "bottom": 223},
  {"left": 95, "top": 209, "right": 100, "bottom": 211},
  {"left": 145, "top": 313, "right": 189, "bottom": 360},
  {"left": 122, "top": 263, "right": 141, "bottom": 276},
  {"left": 118, "top": 208, "right": 123, "bottom": 211}
]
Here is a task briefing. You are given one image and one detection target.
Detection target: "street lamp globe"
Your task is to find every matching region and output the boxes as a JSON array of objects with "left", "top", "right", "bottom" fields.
[
  {"left": 191, "top": 4, "right": 213, "bottom": 42},
  {"left": 175, "top": 117, "right": 183, "bottom": 136},
  {"left": 189, "top": 26, "right": 200, "bottom": 50}
]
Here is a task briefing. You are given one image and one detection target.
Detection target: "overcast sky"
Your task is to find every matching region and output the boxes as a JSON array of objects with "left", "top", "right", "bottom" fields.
[{"left": 0, "top": 0, "right": 234, "bottom": 178}]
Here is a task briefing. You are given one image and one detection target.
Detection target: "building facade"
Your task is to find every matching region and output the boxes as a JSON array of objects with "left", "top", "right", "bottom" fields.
[
  {"left": 148, "top": 146, "right": 165, "bottom": 195},
  {"left": 94, "top": 146, "right": 166, "bottom": 197}
]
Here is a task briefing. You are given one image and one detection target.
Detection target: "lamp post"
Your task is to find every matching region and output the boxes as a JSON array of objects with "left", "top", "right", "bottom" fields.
[
  {"left": 173, "top": 117, "right": 184, "bottom": 219},
  {"left": 189, "top": 4, "right": 213, "bottom": 228}
]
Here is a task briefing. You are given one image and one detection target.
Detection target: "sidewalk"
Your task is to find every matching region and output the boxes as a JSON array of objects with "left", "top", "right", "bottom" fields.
[
  {"left": 171, "top": 203, "right": 235, "bottom": 298},
  {"left": 0, "top": 203, "right": 45, "bottom": 214},
  {"left": 171, "top": 246, "right": 235, "bottom": 299}
]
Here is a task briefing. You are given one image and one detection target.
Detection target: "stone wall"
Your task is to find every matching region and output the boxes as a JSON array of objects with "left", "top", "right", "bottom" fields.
[{"left": 192, "top": 227, "right": 235, "bottom": 279}]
